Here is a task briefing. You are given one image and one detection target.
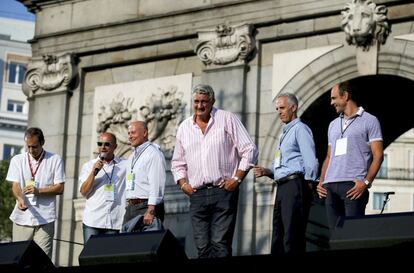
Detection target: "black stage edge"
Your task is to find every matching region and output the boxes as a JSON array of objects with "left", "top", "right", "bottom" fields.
[
  {"left": 59, "top": 247, "right": 414, "bottom": 272},
  {"left": 1, "top": 243, "right": 413, "bottom": 272},
  {"left": 3, "top": 210, "right": 414, "bottom": 272}
]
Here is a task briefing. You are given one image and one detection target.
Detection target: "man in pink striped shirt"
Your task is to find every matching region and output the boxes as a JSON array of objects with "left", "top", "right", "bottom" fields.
[{"left": 171, "top": 84, "right": 258, "bottom": 258}]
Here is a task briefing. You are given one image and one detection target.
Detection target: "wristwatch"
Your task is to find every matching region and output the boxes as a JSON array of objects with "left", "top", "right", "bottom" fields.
[
  {"left": 233, "top": 176, "right": 242, "bottom": 184},
  {"left": 364, "top": 179, "right": 371, "bottom": 188}
]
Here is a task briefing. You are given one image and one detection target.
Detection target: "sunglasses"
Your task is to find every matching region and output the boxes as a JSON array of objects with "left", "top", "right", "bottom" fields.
[{"left": 97, "top": 142, "right": 111, "bottom": 147}]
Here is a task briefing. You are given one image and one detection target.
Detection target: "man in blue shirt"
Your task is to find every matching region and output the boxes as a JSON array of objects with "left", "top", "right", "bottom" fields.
[
  {"left": 254, "top": 92, "right": 319, "bottom": 255},
  {"left": 316, "top": 81, "right": 383, "bottom": 230}
]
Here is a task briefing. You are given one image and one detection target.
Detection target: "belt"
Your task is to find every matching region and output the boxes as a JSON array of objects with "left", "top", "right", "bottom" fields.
[
  {"left": 275, "top": 173, "right": 303, "bottom": 185},
  {"left": 197, "top": 183, "right": 220, "bottom": 190},
  {"left": 127, "top": 198, "right": 148, "bottom": 205}
]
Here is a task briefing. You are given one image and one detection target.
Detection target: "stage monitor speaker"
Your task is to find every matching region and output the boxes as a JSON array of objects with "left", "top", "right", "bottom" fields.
[
  {"left": 0, "top": 240, "right": 54, "bottom": 271},
  {"left": 78, "top": 229, "right": 187, "bottom": 266},
  {"left": 330, "top": 211, "right": 414, "bottom": 251}
]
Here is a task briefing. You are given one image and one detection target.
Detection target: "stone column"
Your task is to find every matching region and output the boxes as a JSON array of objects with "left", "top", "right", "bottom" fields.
[
  {"left": 195, "top": 23, "right": 257, "bottom": 255},
  {"left": 22, "top": 53, "right": 78, "bottom": 265}
]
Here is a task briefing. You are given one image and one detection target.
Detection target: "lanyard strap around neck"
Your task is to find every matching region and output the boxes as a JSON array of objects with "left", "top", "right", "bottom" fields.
[
  {"left": 340, "top": 115, "right": 358, "bottom": 138},
  {"left": 279, "top": 122, "right": 297, "bottom": 148},
  {"left": 28, "top": 150, "right": 45, "bottom": 180},
  {"left": 131, "top": 142, "right": 151, "bottom": 170},
  {"left": 102, "top": 161, "right": 116, "bottom": 184}
]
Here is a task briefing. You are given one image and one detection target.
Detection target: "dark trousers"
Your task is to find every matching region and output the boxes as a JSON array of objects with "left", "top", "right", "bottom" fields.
[
  {"left": 324, "top": 181, "right": 369, "bottom": 230},
  {"left": 189, "top": 187, "right": 239, "bottom": 258},
  {"left": 271, "top": 176, "right": 312, "bottom": 255}
]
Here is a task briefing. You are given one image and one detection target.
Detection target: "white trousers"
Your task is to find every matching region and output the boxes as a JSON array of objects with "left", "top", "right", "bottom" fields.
[{"left": 13, "top": 221, "right": 55, "bottom": 259}]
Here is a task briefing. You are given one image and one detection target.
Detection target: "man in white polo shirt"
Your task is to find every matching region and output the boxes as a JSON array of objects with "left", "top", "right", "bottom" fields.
[
  {"left": 6, "top": 127, "right": 65, "bottom": 259},
  {"left": 79, "top": 132, "right": 126, "bottom": 243}
]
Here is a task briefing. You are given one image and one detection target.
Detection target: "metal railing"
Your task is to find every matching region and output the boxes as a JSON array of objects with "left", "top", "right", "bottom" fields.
[{"left": 376, "top": 167, "right": 414, "bottom": 180}]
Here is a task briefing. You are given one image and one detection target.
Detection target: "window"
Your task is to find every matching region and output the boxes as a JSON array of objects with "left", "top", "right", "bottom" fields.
[
  {"left": 373, "top": 192, "right": 387, "bottom": 211},
  {"left": 377, "top": 154, "right": 388, "bottom": 178},
  {"left": 3, "top": 144, "right": 23, "bottom": 160},
  {"left": 7, "top": 100, "right": 24, "bottom": 113},
  {"left": 7, "top": 62, "right": 26, "bottom": 84},
  {"left": 4, "top": 53, "right": 30, "bottom": 85}
]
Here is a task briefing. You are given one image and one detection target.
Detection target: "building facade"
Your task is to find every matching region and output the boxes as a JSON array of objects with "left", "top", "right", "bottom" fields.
[
  {"left": 0, "top": 17, "right": 33, "bottom": 160},
  {"left": 367, "top": 130, "right": 414, "bottom": 215},
  {"left": 17, "top": 0, "right": 414, "bottom": 266}
]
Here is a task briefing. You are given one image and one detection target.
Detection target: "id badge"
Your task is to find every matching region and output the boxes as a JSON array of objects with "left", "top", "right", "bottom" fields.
[
  {"left": 335, "top": 137, "right": 348, "bottom": 156},
  {"left": 25, "top": 179, "right": 35, "bottom": 187},
  {"left": 104, "top": 184, "right": 115, "bottom": 202},
  {"left": 126, "top": 172, "right": 135, "bottom": 191},
  {"left": 274, "top": 150, "right": 281, "bottom": 168},
  {"left": 25, "top": 179, "right": 37, "bottom": 205}
]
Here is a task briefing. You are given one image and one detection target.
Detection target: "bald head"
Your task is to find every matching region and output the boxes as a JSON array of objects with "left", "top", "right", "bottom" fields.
[
  {"left": 128, "top": 121, "right": 149, "bottom": 148},
  {"left": 100, "top": 132, "right": 117, "bottom": 145}
]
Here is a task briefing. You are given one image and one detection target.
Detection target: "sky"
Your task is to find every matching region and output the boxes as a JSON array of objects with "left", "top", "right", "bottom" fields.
[{"left": 0, "top": 0, "right": 35, "bottom": 21}]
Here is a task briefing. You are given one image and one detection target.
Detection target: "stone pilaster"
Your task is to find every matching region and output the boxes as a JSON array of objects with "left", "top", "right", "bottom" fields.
[
  {"left": 22, "top": 52, "right": 78, "bottom": 265},
  {"left": 195, "top": 23, "right": 257, "bottom": 255}
]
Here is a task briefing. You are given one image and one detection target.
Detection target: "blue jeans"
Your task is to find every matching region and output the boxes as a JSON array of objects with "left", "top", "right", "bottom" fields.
[
  {"left": 189, "top": 187, "right": 239, "bottom": 258},
  {"left": 82, "top": 224, "right": 119, "bottom": 244},
  {"left": 324, "top": 181, "right": 369, "bottom": 230}
]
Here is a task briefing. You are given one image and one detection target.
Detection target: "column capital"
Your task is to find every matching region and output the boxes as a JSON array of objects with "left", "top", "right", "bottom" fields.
[
  {"left": 195, "top": 23, "right": 256, "bottom": 68},
  {"left": 22, "top": 53, "right": 78, "bottom": 98}
]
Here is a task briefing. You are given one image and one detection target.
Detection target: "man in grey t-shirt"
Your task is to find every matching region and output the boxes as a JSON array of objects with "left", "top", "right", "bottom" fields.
[{"left": 316, "top": 81, "right": 384, "bottom": 230}]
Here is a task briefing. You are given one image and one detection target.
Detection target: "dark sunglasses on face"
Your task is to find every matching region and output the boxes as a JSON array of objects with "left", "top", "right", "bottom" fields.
[{"left": 97, "top": 142, "right": 111, "bottom": 147}]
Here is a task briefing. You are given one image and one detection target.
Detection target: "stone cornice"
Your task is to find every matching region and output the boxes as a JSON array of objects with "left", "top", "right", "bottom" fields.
[{"left": 27, "top": 1, "right": 411, "bottom": 58}]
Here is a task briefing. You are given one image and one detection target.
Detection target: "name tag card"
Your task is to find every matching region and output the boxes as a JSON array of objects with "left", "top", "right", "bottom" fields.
[
  {"left": 24, "top": 180, "right": 37, "bottom": 205},
  {"left": 274, "top": 150, "right": 281, "bottom": 168},
  {"left": 104, "top": 184, "right": 115, "bottom": 202},
  {"left": 335, "top": 137, "right": 348, "bottom": 156},
  {"left": 126, "top": 172, "right": 135, "bottom": 191}
]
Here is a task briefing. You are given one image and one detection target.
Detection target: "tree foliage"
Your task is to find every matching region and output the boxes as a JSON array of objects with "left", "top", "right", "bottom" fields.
[{"left": 0, "top": 160, "right": 14, "bottom": 241}]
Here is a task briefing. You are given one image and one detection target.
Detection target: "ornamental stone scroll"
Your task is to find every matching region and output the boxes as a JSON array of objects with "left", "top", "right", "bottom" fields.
[
  {"left": 22, "top": 53, "right": 77, "bottom": 98},
  {"left": 195, "top": 23, "right": 256, "bottom": 66}
]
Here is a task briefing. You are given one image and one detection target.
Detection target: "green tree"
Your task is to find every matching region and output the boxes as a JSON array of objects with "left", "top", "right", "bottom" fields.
[{"left": 0, "top": 160, "right": 14, "bottom": 241}]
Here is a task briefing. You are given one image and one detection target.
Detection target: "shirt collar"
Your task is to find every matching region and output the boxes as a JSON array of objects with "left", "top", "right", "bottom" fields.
[
  {"left": 133, "top": 141, "right": 150, "bottom": 152},
  {"left": 27, "top": 150, "right": 45, "bottom": 162},
  {"left": 340, "top": 106, "right": 364, "bottom": 119},
  {"left": 283, "top": 118, "right": 300, "bottom": 133},
  {"left": 192, "top": 107, "right": 217, "bottom": 125}
]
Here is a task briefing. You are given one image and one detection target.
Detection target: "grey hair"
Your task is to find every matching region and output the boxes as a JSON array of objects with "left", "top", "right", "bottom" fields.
[
  {"left": 275, "top": 92, "right": 298, "bottom": 107},
  {"left": 192, "top": 84, "right": 215, "bottom": 102}
]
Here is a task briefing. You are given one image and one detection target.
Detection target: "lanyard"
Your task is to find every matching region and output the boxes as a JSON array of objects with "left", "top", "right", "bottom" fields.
[
  {"left": 131, "top": 142, "right": 151, "bottom": 171},
  {"left": 27, "top": 150, "right": 45, "bottom": 180},
  {"left": 102, "top": 161, "right": 116, "bottom": 185},
  {"left": 279, "top": 122, "right": 297, "bottom": 148},
  {"left": 340, "top": 115, "right": 358, "bottom": 138}
]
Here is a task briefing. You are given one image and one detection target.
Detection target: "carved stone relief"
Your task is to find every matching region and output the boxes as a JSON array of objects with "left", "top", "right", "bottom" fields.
[
  {"left": 195, "top": 23, "right": 256, "bottom": 66},
  {"left": 93, "top": 74, "right": 192, "bottom": 159},
  {"left": 139, "top": 86, "right": 186, "bottom": 158},
  {"left": 22, "top": 53, "right": 77, "bottom": 97},
  {"left": 96, "top": 93, "right": 137, "bottom": 157},
  {"left": 341, "top": 0, "right": 390, "bottom": 51}
]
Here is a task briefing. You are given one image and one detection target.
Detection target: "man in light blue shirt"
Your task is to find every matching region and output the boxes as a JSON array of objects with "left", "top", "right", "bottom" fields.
[{"left": 254, "top": 92, "right": 319, "bottom": 255}]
